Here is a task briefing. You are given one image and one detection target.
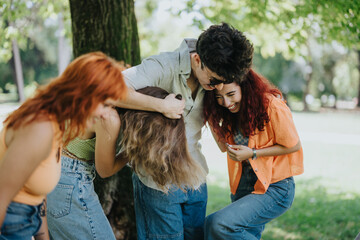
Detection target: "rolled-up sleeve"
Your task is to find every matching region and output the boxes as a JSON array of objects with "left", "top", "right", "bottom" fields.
[
  {"left": 123, "top": 56, "right": 168, "bottom": 90},
  {"left": 269, "top": 98, "right": 299, "bottom": 148}
]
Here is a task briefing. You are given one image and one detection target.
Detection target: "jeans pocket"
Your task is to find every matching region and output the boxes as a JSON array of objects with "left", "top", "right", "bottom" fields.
[
  {"left": 269, "top": 177, "right": 295, "bottom": 207},
  {"left": 47, "top": 183, "right": 74, "bottom": 218}
]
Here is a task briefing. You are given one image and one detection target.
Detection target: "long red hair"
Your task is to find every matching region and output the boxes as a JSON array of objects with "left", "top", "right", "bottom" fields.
[
  {"left": 4, "top": 52, "right": 127, "bottom": 145},
  {"left": 203, "top": 69, "right": 282, "bottom": 140}
]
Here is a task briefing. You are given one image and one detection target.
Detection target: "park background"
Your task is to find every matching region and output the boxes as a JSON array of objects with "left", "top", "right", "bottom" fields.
[{"left": 0, "top": 0, "right": 359, "bottom": 239}]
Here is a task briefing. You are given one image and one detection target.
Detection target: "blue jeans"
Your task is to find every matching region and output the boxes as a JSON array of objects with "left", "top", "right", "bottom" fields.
[
  {"left": 205, "top": 174, "right": 295, "bottom": 240},
  {"left": 47, "top": 156, "right": 115, "bottom": 240},
  {"left": 132, "top": 173, "right": 207, "bottom": 240},
  {"left": 0, "top": 201, "right": 42, "bottom": 240}
]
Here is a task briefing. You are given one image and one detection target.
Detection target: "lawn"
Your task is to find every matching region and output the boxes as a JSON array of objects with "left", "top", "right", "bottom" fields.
[{"left": 203, "top": 109, "right": 360, "bottom": 240}]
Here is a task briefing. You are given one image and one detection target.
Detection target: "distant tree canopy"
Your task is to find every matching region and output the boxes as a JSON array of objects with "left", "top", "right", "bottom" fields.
[
  {"left": 181, "top": 0, "right": 360, "bottom": 109},
  {"left": 182, "top": 0, "right": 359, "bottom": 55}
]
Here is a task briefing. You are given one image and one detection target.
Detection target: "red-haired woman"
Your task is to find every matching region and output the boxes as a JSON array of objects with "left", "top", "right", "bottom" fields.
[
  {"left": 46, "top": 78, "right": 129, "bottom": 239},
  {"left": 0, "top": 52, "right": 127, "bottom": 240},
  {"left": 203, "top": 69, "right": 303, "bottom": 240}
]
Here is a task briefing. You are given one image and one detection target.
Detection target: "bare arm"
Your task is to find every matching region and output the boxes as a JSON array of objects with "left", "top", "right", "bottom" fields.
[
  {"left": 115, "top": 87, "right": 185, "bottom": 119},
  {"left": 0, "top": 121, "right": 54, "bottom": 227},
  {"left": 226, "top": 140, "right": 302, "bottom": 162},
  {"left": 94, "top": 108, "right": 129, "bottom": 178},
  {"left": 210, "top": 126, "right": 226, "bottom": 152}
]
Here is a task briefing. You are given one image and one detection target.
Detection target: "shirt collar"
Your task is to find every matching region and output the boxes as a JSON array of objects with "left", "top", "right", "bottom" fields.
[{"left": 177, "top": 38, "right": 197, "bottom": 76}]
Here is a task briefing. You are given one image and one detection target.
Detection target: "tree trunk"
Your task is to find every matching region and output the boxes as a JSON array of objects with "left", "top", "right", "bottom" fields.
[
  {"left": 57, "top": 13, "right": 71, "bottom": 75},
  {"left": 11, "top": 39, "right": 25, "bottom": 102},
  {"left": 69, "top": 1, "right": 140, "bottom": 239},
  {"left": 302, "top": 40, "right": 313, "bottom": 112},
  {"left": 69, "top": 0, "right": 140, "bottom": 64},
  {"left": 357, "top": 50, "right": 360, "bottom": 108}
]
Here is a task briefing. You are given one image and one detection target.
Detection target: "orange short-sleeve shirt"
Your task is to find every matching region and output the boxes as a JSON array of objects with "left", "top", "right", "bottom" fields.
[{"left": 226, "top": 96, "right": 303, "bottom": 195}]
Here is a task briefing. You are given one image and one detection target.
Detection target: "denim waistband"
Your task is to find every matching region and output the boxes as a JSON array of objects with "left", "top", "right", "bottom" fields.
[{"left": 61, "top": 155, "right": 95, "bottom": 175}]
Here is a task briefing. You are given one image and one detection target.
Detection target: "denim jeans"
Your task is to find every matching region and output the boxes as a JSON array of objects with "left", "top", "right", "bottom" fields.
[
  {"left": 132, "top": 173, "right": 207, "bottom": 240},
  {"left": 205, "top": 172, "right": 295, "bottom": 240},
  {"left": 0, "top": 201, "right": 42, "bottom": 240},
  {"left": 47, "top": 156, "right": 115, "bottom": 240}
]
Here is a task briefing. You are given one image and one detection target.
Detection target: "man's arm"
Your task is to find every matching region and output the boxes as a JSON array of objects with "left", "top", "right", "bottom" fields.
[
  {"left": 116, "top": 87, "right": 185, "bottom": 119},
  {"left": 118, "top": 55, "right": 185, "bottom": 119}
]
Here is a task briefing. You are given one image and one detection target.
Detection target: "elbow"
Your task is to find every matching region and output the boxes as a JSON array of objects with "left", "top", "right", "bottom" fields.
[
  {"left": 96, "top": 166, "right": 114, "bottom": 179},
  {"left": 292, "top": 140, "right": 302, "bottom": 152}
]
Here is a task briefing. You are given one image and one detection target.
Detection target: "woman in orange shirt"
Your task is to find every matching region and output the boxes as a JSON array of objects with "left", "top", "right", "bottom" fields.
[
  {"left": 203, "top": 69, "right": 303, "bottom": 240},
  {"left": 0, "top": 52, "right": 127, "bottom": 240}
]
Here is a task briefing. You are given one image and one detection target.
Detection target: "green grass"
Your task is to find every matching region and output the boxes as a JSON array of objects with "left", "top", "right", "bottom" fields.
[{"left": 206, "top": 180, "right": 360, "bottom": 240}]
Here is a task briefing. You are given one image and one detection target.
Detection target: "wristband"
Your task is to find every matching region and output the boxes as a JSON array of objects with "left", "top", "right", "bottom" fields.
[{"left": 252, "top": 148, "right": 257, "bottom": 160}]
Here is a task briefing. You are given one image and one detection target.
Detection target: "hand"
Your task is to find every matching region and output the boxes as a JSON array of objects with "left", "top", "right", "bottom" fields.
[
  {"left": 226, "top": 144, "right": 253, "bottom": 162},
  {"left": 94, "top": 108, "right": 121, "bottom": 141},
  {"left": 161, "top": 93, "right": 185, "bottom": 119}
]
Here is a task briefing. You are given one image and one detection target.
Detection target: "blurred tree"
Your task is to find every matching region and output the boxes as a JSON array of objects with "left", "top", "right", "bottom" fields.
[
  {"left": 69, "top": 0, "right": 140, "bottom": 239},
  {"left": 0, "top": 0, "right": 71, "bottom": 101},
  {"left": 253, "top": 51, "right": 304, "bottom": 100}
]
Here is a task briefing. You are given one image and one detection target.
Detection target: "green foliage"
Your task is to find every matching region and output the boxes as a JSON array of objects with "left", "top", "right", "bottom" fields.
[
  {"left": 0, "top": 36, "right": 58, "bottom": 93},
  {"left": 181, "top": 0, "right": 359, "bottom": 57},
  {"left": 0, "top": 0, "right": 70, "bottom": 63},
  {"left": 253, "top": 51, "right": 304, "bottom": 94}
]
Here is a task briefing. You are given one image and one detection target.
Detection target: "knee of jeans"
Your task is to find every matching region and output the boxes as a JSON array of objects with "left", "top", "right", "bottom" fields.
[
  {"left": 205, "top": 213, "right": 224, "bottom": 231},
  {"left": 206, "top": 211, "right": 246, "bottom": 234}
]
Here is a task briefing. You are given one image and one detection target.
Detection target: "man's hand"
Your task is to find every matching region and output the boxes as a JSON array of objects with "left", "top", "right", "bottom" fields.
[{"left": 161, "top": 93, "right": 185, "bottom": 119}]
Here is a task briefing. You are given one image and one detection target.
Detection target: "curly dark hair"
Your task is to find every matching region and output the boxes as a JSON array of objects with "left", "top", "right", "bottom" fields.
[{"left": 196, "top": 22, "right": 254, "bottom": 83}]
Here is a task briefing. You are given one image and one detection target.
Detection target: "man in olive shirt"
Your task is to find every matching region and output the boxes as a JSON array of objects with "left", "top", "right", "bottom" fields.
[{"left": 117, "top": 23, "right": 253, "bottom": 240}]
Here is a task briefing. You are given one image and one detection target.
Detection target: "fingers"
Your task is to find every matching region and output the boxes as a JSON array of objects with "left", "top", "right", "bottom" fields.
[
  {"left": 226, "top": 144, "right": 249, "bottom": 162},
  {"left": 163, "top": 93, "right": 185, "bottom": 119}
]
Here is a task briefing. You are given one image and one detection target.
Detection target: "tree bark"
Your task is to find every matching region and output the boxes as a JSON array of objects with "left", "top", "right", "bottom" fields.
[
  {"left": 69, "top": 0, "right": 140, "bottom": 64},
  {"left": 69, "top": 1, "right": 140, "bottom": 239},
  {"left": 357, "top": 50, "right": 360, "bottom": 108}
]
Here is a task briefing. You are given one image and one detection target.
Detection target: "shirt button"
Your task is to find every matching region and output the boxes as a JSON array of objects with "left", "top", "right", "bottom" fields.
[
  {"left": 263, "top": 181, "right": 267, "bottom": 185},
  {"left": 254, "top": 168, "right": 258, "bottom": 172}
]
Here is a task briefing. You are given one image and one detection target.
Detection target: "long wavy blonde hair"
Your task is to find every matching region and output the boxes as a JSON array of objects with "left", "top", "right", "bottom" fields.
[{"left": 118, "top": 87, "right": 206, "bottom": 192}]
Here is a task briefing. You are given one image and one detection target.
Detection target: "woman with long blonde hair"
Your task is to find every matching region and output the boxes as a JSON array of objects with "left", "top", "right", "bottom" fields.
[
  {"left": 118, "top": 87, "right": 206, "bottom": 192},
  {"left": 0, "top": 52, "right": 127, "bottom": 240}
]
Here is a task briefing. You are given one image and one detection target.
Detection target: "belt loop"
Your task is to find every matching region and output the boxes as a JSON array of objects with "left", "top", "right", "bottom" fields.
[{"left": 72, "top": 159, "right": 77, "bottom": 171}]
